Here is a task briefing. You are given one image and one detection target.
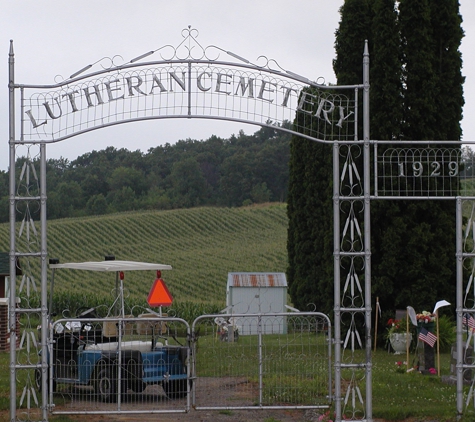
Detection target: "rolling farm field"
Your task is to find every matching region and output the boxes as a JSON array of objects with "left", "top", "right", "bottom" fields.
[{"left": 0, "top": 203, "right": 288, "bottom": 308}]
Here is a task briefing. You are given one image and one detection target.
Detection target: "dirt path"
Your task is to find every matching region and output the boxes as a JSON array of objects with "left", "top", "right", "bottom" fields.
[
  {"left": 1, "top": 408, "right": 319, "bottom": 422},
  {"left": 1, "top": 377, "right": 444, "bottom": 422},
  {"left": 2, "top": 376, "right": 328, "bottom": 422}
]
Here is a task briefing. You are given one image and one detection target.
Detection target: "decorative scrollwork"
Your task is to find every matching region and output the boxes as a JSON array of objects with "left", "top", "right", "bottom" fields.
[
  {"left": 339, "top": 145, "right": 363, "bottom": 197},
  {"left": 255, "top": 55, "right": 284, "bottom": 72},
  {"left": 174, "top": 26, "right": 206, "bottom": 61},
  {"left": 64, "top": 26, "right": 325, "bottom": 84}
]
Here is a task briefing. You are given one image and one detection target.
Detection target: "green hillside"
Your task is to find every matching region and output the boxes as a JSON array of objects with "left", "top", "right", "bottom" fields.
[{"left": 0, "top": 204, "right": 288, "bottom": 306}]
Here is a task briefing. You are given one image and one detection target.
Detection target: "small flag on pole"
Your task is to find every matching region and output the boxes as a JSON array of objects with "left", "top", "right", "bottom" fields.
[
  {"left": 463, "top": 313, "right": 475, "bottom": 330},
  {"left": 433, "top": 300, "right": 450, "bottom": 314},
  {"left": 419, "top": 327, "right": 437, "bottom": 347},
  {"left": 407, "top": 306, "right": 418, "bottom": 326}
]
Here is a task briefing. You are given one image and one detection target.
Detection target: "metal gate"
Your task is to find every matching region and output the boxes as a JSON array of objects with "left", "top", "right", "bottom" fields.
[
  {"left": 44, "top": 313, "right": 332, "bottom": 415},
  {"left": 191, "top": 312, "right": 332, "bottom": 411}
]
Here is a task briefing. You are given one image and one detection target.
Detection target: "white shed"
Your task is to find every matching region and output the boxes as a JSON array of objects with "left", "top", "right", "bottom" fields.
[{"left": 226, "top": 272, "right": 288, "bottom": 335}]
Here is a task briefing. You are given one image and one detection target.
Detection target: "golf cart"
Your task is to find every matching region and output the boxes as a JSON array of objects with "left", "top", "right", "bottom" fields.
[{"left": 35, "top": 258, "right": 190, "bottom": 402}]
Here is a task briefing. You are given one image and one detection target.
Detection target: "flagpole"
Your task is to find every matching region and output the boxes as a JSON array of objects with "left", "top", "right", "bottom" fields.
[
  {"left": 407, "top": 306, "right": 418, "bottom": 371},
  {"left": 437, "top": 310, "right": 440, "bottom": 376},
  {"left": 432, "top": 301, "right": 450, "bottom": 377},
  {"left": 406, "top": 310, "right": 410, "bottom": 371},
  {"left": 374, "top": 297, "right": 379, "bottom": 352}
]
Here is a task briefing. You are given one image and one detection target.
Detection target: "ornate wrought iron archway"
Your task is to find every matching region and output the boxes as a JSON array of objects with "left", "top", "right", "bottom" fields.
[{"left": 8, "top": 26, "right": 474, "bottom": 422}]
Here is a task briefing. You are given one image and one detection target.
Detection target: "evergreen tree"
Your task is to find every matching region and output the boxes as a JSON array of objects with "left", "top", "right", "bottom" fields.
[
  {"left": 399, "top": 0, "right": 437, "bottom": 140},
  {"left": 287, "top": 128, "right": 334, "bottom": 313},
  {"left": 392, "top": 0, "right": 464, "bottom": 311},
  {"left": 287, "top": 0, "right": 464, "bottom": 317},
  {"left": 287, "top": 0, "right": 372, "bottom": 313},
  {"left": 370, "top": 0, "right": 402, "bottom": 141},
  {"left": 333, "top": 0, "right": 372, "bottom": 87},
  {"left": 367, "top": 0, "right": 405, "bottom": 322},
  {"left": 428, "top": 0, "right": 464, "bottom": 141}
]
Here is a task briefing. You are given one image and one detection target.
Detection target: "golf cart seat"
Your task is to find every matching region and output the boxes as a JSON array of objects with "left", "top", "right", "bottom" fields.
[
  {"left": 103, "top": 316, "right": 135, "bottom": 338},
  {"left": 136, "top": 313, "right": 168, "bottom": 335}
]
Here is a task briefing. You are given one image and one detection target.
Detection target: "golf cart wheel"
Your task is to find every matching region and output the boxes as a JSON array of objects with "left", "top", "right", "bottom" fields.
[
  {"left": 163, "top": 379, "right": 189, "bottom": 399},
  {"left": 131, "top": 380, "right": 146, "bottom": 393},
  {"left": 94, "top": 362, "right": 117, "bottom": 402}
]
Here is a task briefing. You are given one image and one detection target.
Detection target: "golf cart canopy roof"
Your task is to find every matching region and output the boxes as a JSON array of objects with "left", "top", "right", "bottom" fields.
[{"left": 49, "top": 260, "right": 172, "bottom": 272}]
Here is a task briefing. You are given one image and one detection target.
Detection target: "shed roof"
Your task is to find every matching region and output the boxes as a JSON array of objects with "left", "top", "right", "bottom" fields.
[{"left": 227, "top": 272, "right": 287, "bottom": 288}]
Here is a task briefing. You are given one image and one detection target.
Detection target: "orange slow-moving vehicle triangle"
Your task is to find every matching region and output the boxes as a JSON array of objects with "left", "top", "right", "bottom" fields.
[{"left": 147, "top": 278, "right": 173, "bottom": 307}]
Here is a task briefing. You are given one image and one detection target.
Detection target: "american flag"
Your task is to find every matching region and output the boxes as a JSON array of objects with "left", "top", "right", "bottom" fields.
[
  {"left": 463, "top": 313, "right": 475, "bottom": 330},
  {"left": 418, "top": 327, "right": 437, "bottom": 347}
]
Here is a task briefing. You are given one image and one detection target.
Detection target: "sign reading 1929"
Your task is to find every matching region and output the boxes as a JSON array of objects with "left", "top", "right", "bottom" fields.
[{"left": 378, "top": 146, "right": 462, "bottom": 197}]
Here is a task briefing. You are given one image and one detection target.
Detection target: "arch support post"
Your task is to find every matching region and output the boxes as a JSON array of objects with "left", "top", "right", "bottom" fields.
[{"left": 333, "top": 40, "right": 371, "bottom": 422}]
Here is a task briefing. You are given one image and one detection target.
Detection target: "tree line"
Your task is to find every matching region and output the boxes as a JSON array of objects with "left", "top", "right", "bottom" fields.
[{"left": 0, "top": 124, "right": 291, "bottom": 222}]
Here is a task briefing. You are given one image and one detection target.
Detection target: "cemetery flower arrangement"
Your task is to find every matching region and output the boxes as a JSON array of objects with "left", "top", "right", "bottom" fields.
[
  {"left": 386, "top": 318, "right": 405, "bottom": 334},
  {"left": 395, "top": 361, "right": 406, "bottom": 373},
  {"left": 317, "top": 410, "right": 349, "bottom": 421},
  {"left": 317, "top": 411, "right": 333, "bottom": 422},
  {"left": 416, "top": 311, "right": 436, "bottom": 324}
]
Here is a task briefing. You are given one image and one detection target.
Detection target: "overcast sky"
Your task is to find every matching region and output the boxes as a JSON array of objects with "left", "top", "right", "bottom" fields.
[{"left": 2, "top": 1, "right": 474, "bottom": 171}]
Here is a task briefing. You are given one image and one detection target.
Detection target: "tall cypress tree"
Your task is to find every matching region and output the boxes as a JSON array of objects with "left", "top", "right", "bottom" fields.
[
  {"left": 429, "top": 0, "right": 464, "bottom": 141},
  {"left": 399, "top": 0, "right": 437, "bottom": 140},
  {"left": 367, "top": 0, "right": 404, "bottom": 319},
  {"left": 287, "top": 0, "right": 464, "bottom": 317},
  {"left": 370, "top": 0, "right": 402, "bottom": 141},
  {"left": 391, "top": 0, "right": 464, "bottom": 310},
  {"left": 287, "top": 97, "right": 334, "bottom": 313},
  {"left": 287, "top": 0, "right": 372, "bottom": 313},
  {"left": 333, "top": 0, "right": 372, "bottom": 87}
]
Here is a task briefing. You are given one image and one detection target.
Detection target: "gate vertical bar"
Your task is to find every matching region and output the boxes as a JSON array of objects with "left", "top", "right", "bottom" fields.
[
  {"left": 455, "top": 197, "right": 463, "bottom": 416},
  {"left": 40, "top": 143, "right": 49, "bottom": 420},
  {"left": 188, "top": 61, "right": 192, "bottom": 117},
  {"left": 362, "top": 40, "right": 372, "bottom": 421},
  {"left": 333, "top": 140, "right": 342, "bottom": 421},
  {"left": 258, "top": 315, "right": 263, "bottom": 406},
  {"left": 8, "top": 38, "right": 17, "bottom": 422}
]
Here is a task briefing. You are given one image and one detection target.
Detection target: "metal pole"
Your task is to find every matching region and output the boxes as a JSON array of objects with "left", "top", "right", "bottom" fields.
[
  {"left": 333, "top": 139, "right": 342, "bottom": 421},
  {"left": 40, "top": 144, "right": 49, "bottom": 420},
  {"left": 363, "top": 39, "right": 372, "bottom": 422},
  {"left": 8, "top": 39, "right": 17, "bottom": 422},
  {"left": 258, "top": 315, "right": 263, "bottom": 406},
  {"left": 188, "top": 61, "right": 192, "bottom": 117},
  {"left": 455, "top": 197, "right": 463, "bottom": 416}
]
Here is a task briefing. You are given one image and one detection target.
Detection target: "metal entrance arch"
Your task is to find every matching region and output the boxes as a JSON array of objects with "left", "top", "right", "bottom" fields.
[{"left": 9, "top": 27, "right": 369, "bottom": 422}]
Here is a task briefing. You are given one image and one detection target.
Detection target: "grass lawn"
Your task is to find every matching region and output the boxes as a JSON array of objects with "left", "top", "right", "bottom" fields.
[{"left": 369, "top": 348, "right": 472, "bottom": 420}]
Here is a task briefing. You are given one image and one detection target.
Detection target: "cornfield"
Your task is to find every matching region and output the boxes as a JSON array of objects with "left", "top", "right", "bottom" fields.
[{"left": 0, "top": 203, "right": 288, "bottom": 306}]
